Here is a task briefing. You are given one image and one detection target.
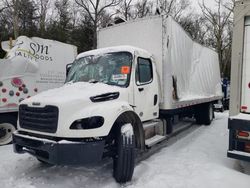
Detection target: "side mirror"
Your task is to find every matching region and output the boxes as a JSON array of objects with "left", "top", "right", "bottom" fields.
[{"left": 66, "top": 63, "right": 73, "bottom": 77}]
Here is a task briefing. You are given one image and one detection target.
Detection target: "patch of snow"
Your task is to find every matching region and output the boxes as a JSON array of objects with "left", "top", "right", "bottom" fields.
[
  {"left": 14, "top": 132, "right": 56, "bottom": 143},
  {"left": 230, "top": 113, "right": 250, "bottom": 121},
  {"left": 77, "top": 45, "right": 151, "bottom": 60},
  {"left": 57, "top": 140, "right": 81, "bottom": 144},
  {"left": 121, "top": 123, "right": 134, "bottom": 137}
]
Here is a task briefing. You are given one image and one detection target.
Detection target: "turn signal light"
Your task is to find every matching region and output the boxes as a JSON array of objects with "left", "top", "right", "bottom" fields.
[
  {"left": 2, "top": 98, "right": 7, "bottom": 103},
  {"left": 238, "top": 131, "right": 249, "bottom": 137}
]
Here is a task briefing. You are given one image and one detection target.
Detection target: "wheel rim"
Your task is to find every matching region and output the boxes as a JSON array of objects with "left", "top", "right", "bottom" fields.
[{"left": 0, "top": 123, "right": 16, "bottom": 145}]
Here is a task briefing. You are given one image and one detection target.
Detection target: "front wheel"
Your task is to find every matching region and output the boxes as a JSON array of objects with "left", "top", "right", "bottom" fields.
[
  {"left": 113, "top": 123, "right": 135, "bottom": 183},
  {"left": 0, "top": 123, "right": 16, "bottom": 145}
]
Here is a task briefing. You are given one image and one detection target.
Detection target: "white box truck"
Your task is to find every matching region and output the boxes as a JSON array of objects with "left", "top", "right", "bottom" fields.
[
  {"left": 227, "top": 0, "right": 250, "bottom": 161},
  {"left": 13, "top": 16, "right": 222, "bottom": 183},
  {"left": 0, "top": 36, "right": 77, "bottom": 145}
]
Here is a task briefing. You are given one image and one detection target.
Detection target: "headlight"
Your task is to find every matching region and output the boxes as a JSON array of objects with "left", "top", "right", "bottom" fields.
[{"left": 70, "top": 116, "right": 104, "bottom": 129}]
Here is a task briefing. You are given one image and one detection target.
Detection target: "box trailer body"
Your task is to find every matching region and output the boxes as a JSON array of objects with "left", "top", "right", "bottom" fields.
[
  {"left": 13, "top": 16, "right": 222, "bottom": 183},
  {"left": 98, "top": 16, "right": 222, "bottom": 111},
  {"left": 0, "top": 36, "right": 77, "bottom": 145},
  {"left": 228, "top": 0, "right": 250, "bottom": 161}
]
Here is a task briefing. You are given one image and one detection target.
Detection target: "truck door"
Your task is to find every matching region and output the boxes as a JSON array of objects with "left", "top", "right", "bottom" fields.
[
  {"left": 241, "top": 17, "right": 250, "bottom": 113},
  {"left": 133, "top": 57, "right": 159, "bottom": 121}
]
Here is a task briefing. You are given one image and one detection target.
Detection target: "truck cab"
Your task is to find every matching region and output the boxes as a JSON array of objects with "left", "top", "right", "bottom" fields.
[{"left": 13, "top": 46, "right": 162, "bottom": 182}]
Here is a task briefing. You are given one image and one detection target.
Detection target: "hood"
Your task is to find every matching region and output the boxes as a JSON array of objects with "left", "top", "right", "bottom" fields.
[{"left": 22, "top": 82, "right": 127, "bottom": 106}]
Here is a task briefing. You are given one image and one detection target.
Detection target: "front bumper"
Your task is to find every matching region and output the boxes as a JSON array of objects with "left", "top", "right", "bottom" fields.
[{"left": 13, "top": 131, "right": 105, "bottom": 165}]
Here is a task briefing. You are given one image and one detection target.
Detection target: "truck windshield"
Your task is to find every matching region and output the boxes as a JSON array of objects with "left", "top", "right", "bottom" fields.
[{"left": 65, "top": 52, "right": 132, "bottom": 87}]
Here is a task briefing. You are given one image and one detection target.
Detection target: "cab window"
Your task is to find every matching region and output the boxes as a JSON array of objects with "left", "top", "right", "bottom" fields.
[{"left": 136, "top": 57, "right": 153, "bottom": 85}]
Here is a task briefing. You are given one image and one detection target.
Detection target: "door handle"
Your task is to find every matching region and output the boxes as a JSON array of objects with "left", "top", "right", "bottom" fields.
[
  {"left": 138, "top": 88, "right": 144, "bottom": 92},
  {"left": 154, "top": 95, "right": 158, "bottom": 105}
]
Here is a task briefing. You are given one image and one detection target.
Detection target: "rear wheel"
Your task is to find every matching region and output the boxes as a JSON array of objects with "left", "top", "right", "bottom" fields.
[
  {"left": 195, "top": 103, "right": 214, "bottom": 126},
  {"left": 113, "top": 123, "right": 135, "bottom": 183},
  {"left": 166, "top": 117, "right": 173, "bottom": 134}
]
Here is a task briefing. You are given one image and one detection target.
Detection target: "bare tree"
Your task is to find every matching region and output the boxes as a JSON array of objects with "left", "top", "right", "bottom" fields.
[
  {"left": 0, "top": 5, "right": 8, "bottom": 13},
  {"left": 3, "top": 0, "right": 20, "bottom": 38},
  {"left": 75, "top": 0, "right": 121, "bottom": 49},
  {"left": 179, "top": 13, "right": 209, "bottom": 45},
  {"left": 200, "top": 0, "right": 235, "bottom": 77},
  {"left": 2, "top": 0, "right": 38, "bottom": 38},
  {"left": 36, "top": 0, "right": 50, "bottom": 37},
  {"left": 117, "top": 0, "right": 134, "bottom": 20},
  {"left": 158, "top": 0, "right": 190, "bottom": 21},
  {"left": 133, "top": 0, "right": 154, "bottom": 18}
]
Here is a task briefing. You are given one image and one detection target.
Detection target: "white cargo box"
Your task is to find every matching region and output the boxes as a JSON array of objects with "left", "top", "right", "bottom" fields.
[
  {"left": 98, "top": 15, "right": 222, "bottom": 110},
  {"left": 240, "top": 16, "right": 250, "bottom": 113}
]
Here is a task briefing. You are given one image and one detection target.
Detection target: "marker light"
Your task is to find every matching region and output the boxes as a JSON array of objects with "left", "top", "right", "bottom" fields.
[
  {"left": 238, "top": 131, "right": 249, "bottom": 137},
  {"left": 241, "top": 106, "right": 248, "bottom": 110},
  {"left": 16, "top": 92, "right": 20, "bottom": 96}
]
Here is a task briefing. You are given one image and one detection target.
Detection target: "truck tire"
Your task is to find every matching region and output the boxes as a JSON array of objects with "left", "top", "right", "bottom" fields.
[
  {"left": 0, "top": 113, "right": 17, "bottom": 145},
  {"left": 204, "top": 103, "right": 214, "bottom": 125},
  {"left": 166, "top": 117, "right": 173, "bottom": 134},
  {"left": 195, "top": 103, "right": 214, "bottom": 126},
  {"left": 113, "top": 123, "right": 135, "bottom": 183}
]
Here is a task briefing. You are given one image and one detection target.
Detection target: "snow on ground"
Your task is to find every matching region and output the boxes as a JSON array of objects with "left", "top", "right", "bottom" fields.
[{"left": 0, "top": 112, "right": 249, "bottom": 188}]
